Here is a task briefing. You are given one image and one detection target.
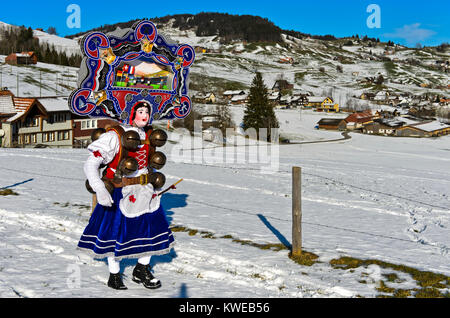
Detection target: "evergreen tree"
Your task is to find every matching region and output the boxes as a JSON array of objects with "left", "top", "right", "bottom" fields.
[{"left": 243, "top": 72, "right": 279, "bottom": 142}]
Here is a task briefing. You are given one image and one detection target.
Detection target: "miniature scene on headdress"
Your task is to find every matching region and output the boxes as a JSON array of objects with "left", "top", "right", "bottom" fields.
[{"left": 68, "top": 20, "right": 195, "bottom": 126}]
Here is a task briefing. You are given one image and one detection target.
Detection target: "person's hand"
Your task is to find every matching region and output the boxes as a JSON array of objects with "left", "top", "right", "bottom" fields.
[{"left": 95, "top": 186, "right": 114, "bottom": 207}]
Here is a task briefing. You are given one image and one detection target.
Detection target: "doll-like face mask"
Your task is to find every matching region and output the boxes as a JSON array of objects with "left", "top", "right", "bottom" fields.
[{"left": 133, "top": 107, "right": 150, "bottom": 128}]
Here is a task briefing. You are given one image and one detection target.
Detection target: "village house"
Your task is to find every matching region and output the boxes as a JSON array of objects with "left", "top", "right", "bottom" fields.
[
  {"left": 194, "top": 46, "right": 208, "bottom": 54},
  {"left": 279, "top": 95, "right": 291, "bottom": 107},
  {"left": 5, "top": 52, "right": 38, "bottom": 65},
  {"left": 373, "top": 91, "right": 390, "bottom": 104},
  {"left": 277, "top": 56, "right": 294, "bottom": 64},
  {"left": 375, "top": 109, "right": 401, "bottom": 119},
  {"left": 289, "top": 95, "right": 303, "bottom": 107},
  {"left": 305, "top": 96, "right": 339, "bottom": 112},
  {"left": 223, "top": 90, "right": 246, "bottom": 100},
  {"left": 272, "top": 79, "right": 294, "bottom": 92},
  {"left": 316, "top": 118, "right": 347, "bottom": 131},
  {"left": 230, "top": 93, "right": 248, "bottom": 105},
  {"left": 268, "top": 91, "right": 281, "bottom": 105},
  {"left": 0, "top": 92, "right": 115, "bottom": 148},
  {"left": 396, "top": 121, "right": 450, "bottom": 138},
  {"left": 360, "top": 92, "right": 375, "bottom": 101},
  {"left": 362, "top": 118, "right": 404, "bottom": 136},
  {"left": 344, "top": 109, "right": 374, "bottom": 130},
  {"left": 439, "top": 98, "right": 450, "bottom": 106},
  {"left": 193, "top": 92, "right": 216, "bottom": 104}
]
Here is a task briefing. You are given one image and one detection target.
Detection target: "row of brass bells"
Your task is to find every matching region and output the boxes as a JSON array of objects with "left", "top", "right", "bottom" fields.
[
  {"left": 121, "top": 129, "right": 167, "bottom": 151},
  {"left": 148, "top": 130, "right": 167, "bottom": 188}
]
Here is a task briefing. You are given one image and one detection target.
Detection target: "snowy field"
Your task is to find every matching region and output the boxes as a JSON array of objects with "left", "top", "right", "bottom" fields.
[{"left": 1, "top": 112, "right": 449, "bottom": 298}]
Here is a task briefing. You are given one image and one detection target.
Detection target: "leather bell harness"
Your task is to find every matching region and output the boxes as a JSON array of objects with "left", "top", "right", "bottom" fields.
[{"left": 103, "top": 125, "right": 156, "bottom": 188}]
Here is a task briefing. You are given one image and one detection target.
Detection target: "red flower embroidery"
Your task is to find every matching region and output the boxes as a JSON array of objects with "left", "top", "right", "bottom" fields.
[
  {"left": 129, "top": 195, "right": 136, "bottom": 203},
  {"left": 93, "top": 151, "right": 103, "bottom": 158}
]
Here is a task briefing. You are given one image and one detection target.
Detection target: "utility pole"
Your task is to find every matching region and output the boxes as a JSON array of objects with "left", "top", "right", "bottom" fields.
[{"left": 17, "top": 72, "right": 19, "bottom": 96}]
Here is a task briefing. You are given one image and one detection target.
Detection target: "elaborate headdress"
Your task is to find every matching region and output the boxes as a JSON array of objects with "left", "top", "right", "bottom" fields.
[{"left": 69, "top": 20, "right": 195, "bottom": 126}]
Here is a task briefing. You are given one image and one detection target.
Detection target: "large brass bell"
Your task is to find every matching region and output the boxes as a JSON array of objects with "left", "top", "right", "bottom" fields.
[
  {"left": 85, "top": 179, "right": 114, "bottom": 194},
  {"left": 91, "top": 128, "right": 106, "bottom": 142},
  {"left": 149, "top": 172, "right": 166, "bottom": 189},
  {"left": 149, "top": 129, "right": 168, "bottom": 147},
  {"left": 122, "top": 130, "right": 141, "bottom": 151},
  {"left": 103, "top": 179, "right": 115, "bottom": 194},
  {"left": 118, "top": 157, "right": 139, "bottom": 176},
  {"left": 149, "top": 151, "right": 166, "bottom": 170}
]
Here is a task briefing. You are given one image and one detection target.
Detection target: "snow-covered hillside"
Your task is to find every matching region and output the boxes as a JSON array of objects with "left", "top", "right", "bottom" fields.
[
  {"left": 0, "top": 110, "right": 449, "bottom": 298},
  {"left": 0, "top": 18, "right": 448, "bottom": 105},
  {"left": 0, "top": 55, "right": 78, "bottom": 97},
  {"left": 155, "top": 18, "right": 449, "bottom": 101}
]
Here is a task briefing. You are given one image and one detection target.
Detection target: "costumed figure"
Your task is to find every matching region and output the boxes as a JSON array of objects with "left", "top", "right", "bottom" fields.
[
  {"left": 78, "top": 101, "right": 173, "bottom": 290},
  {"left": 69, "top": 20, "right": 195, "bottom": 290}
]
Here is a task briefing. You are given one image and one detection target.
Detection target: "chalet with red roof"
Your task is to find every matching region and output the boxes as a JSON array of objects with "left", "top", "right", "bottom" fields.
[{"left": 344, "top": 110, "right": 374, "bottom": 130}]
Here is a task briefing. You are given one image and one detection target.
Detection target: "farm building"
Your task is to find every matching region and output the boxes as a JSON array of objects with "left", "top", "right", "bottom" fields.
[
  {"left": 272, "top": 79, "right": 294, "bottom": 91},
  {"left": 230, "top": 94, "right": 248, "bottom": 105},
  {"left": 362, "top": 119, "right": 404, "bottom": 136},
  {"left": 396, "top": 121, "right": 450, "bottom": 138},
  {"left": 194, "top": 92, "right": 216, "bottom": 104},
  {"left": 223, "top": 90, "right": 246, "bottom": 100},
  {"left": 316, "top": 118, "right": 347, "bottom": 130},
  {"left": 344, "top": 110, "right": 374, "bottom": 130},
  {"left": 5, "top": 52, "right": 38, "bottom": 65}
]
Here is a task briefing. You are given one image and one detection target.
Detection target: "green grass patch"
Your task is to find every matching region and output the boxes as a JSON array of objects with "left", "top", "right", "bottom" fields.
[
  {"left": 329, "top": 256, "right": 450, "bottom": 298},
  {"left": 384, "top": 61, "right": 397, "bottom": 76},
  {"left": 288, "top": 251, "right": 320, "bottom": 267},
  {"left": 0, "top": 189, "right": 19, "bottom": 196},
  {"left": 170, "top": 224, "right": 289, "bottom": 252},
  {"left": 189, "top": 72, "right": 248, "bottom": 93},
  {"left": 295, "top": 72, "right": 307, "bottom": 82}
]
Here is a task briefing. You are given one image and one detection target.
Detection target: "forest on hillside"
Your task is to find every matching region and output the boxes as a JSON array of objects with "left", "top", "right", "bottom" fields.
[
  {"left": 66, "top": 13, "right": 284, "bottom": 43},
  {"left": 0, "top": 26, "right": 82, "bottom": 67}
]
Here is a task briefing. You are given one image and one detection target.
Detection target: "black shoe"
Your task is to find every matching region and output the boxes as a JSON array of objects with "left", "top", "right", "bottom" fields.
[
  {"left": 132, "top": 263, "right": 162, "bottom": 289},
  {"left": 107, "top": 273, "right": 128, "bottom": 290}
]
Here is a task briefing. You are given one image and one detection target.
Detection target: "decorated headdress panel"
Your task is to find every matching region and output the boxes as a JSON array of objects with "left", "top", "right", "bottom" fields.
[{"left": 69, "top": 20, "right": 195, "bottom": 126}]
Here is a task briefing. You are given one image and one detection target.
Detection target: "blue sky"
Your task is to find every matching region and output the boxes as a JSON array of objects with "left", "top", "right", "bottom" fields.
[{"left": 0, "top": 0, "right": 448, "bottom": 47}]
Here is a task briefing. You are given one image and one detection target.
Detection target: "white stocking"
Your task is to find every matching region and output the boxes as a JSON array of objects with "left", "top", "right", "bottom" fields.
[
  {"left": 138, "top": 256, "right": 151, "bottom": 266},
  {"left": 107, "top": 256, "right": 120, "bottom": 274}
]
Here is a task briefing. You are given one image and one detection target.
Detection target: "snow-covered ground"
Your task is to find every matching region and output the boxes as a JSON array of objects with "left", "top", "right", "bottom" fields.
[
  {"left": 0, "top": 55, "right": 78, "bottom": 97},
  {"left": 1, "top": 110, "right": 449, "bottom": 298}
]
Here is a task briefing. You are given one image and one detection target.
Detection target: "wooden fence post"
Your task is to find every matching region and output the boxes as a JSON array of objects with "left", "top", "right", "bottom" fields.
[{"left": 292, "top": 166, "right": 302, "bottom": 256}]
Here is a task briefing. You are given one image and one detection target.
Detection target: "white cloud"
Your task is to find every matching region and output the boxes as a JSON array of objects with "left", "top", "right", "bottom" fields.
[{"left": 383, "top": 23, "right": 436, "bottom": 45}]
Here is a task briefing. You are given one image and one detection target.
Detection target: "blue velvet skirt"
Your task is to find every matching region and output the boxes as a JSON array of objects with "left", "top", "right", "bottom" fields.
[{"left": 77, "top": 188, "right": 175, "bottom": 260}]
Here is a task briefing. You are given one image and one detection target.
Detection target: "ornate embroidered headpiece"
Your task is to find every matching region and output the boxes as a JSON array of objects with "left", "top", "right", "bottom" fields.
[{"left": 69, "top": 20, "right": 195, "bottom": 126}]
